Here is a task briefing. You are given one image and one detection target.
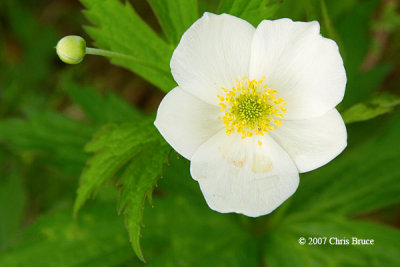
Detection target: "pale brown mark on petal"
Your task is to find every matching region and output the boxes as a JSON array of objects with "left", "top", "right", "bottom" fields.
[
  {"left": 218, "top": 146, "right": 247, "bottom": 168},
  {"left": 252, "top": 153, "right": 273, "bottom": 173}
]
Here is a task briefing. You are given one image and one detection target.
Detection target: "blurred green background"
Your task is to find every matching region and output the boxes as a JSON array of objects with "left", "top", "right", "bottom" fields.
[{"left": 0, "top": 0, "right": 400, "bottom": 266}]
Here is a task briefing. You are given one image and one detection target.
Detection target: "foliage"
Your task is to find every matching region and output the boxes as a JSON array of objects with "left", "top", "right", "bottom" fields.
[
  {"left": 342, "top": 93, "right": 400, "bottom": 123},
  {"left": 73, "top": 117, "right": 170, "bottom": 261},
  {"left": 81, "top": 0, "right": 175, "bottom": 93},
  {"left": 147, "top": 0, "right": 199, "bottom": 45},
  {"left": 217, "top": 0, "right": 278, "bottom": 26},
  {"left": 0, "top": 204, "right": 138, "bottom": 267}
]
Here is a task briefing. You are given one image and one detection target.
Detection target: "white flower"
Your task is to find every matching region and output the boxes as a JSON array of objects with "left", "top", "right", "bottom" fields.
[{"left": 155, "top": 13, "right": 347, "bottom": 217}]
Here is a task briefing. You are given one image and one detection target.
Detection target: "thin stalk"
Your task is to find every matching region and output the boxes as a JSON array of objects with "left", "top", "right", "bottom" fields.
[{"left": 85, "top": 47, "right": 170, "bottom": 74}]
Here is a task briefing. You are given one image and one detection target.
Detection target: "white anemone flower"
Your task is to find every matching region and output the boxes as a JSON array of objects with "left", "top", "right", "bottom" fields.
[{"left": 155, "top": 13, "right": 347, "bottom": 217}]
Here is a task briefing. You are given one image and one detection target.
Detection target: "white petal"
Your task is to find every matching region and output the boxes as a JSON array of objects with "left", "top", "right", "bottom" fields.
[
  {"left": 154, "top": 87, "right": 222, "bottom": 160},
  {"left": 271, "top": 109, "right": 347, "bottom": 173},
  {"left": 171, "top": 12, "right": 255, "bottom": 106},
  {"left": 190, "top": 130, "right": 299, "bottom": 217},
  {"left": 249, "top": 19, "right": 346, "bottom": 120}
]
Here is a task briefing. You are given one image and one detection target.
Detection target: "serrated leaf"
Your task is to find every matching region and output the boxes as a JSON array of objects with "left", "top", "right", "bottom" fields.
[
  {"left": 342, "top": 93, "right": 400, "bottom": 123},
  {"left": 73, "top": 117, "right": 173, "bottom": 261},
  {"left": 80, "top": 0, "right": 175, "bottom": 93},
  {"left": 66, "top": 81, "right": 141, "bottom": 124},
  {"left": 118, "top": 141, "right": 170, "bottom": 262},
  {"left": 139, "top": 155, "right": 259, "bottom": 266},
  {"left": 0, "top": 205, "right": 139, "bottom": 267},
  {"left": 73, "top": 118, "right": 159, "bottom": 216},
  {"left": 218, "top": 0, "right": 278, "bottom": 26},
  {"left": 265, "top": 215, "right": 400, "bottom": 267},
  {"left": 147, "top": 0, "right": 198, "bottom": 45}
]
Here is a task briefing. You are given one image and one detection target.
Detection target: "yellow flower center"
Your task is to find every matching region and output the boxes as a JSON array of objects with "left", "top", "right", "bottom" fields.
[{"left": 217, "top": 76, "right": 287, "bottom": 141}]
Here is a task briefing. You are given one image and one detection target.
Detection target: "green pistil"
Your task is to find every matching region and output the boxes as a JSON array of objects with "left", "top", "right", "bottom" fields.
[{"left": 232, "top": 95, "right": 270, "bottom": 125}]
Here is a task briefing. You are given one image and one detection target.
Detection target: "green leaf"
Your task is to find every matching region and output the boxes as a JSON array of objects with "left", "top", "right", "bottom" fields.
[
  {"left": 0, "top": 1, "right": 57, "bottom": 115},
  {"left": 0, "top": 205, "right": 139, "bottom": 267},
  {"left": 265, "top": 215, "right": 400, "bottom": 267},
  {"left": 342, "top": 63, "right": 392, "bottom": 108},
  {"left": 335, "top": 0, "right": 391, "bottom": 108},
  {"left": 289, "top": 111, "right": 400, "bottom": 216},
  {"left": 66, "top": 81, "right": 141, "bottom": 124},
  {"left": 73, "top": 118, "right": 160, "bottom": 215},
  {"left": 0, "top": 112, "right": 94, "bottom": 174},
  {"left": 147, "top": 0, "right": 198, "bottom": 45},
  {"left": 274, "top": 0, "right": 320, "bottom": 21},
  {"left": 0, "top": 157, "right": 257, "bottom": 266},
  {"left": 335, "top": 0, "right": 379, "bottom": 74},
  {"left": 139, "top": 155, "right": 259, "bottom": 266},
  {"left": 118, "top": 141, "right": 170, "bottom": 261},
  {"left": 319, "top": 0, "right": 340, "bottom": 41},
  {"left": 218, "top": 0, "right": 278, "bottom": 26},
  {"left": 73, "top": 118, "right": 172, "bottom": 261},
  {"left": 342, "top": 93, "right": 400, "bottom": 123},
  {"left": 0, "top": 163, "right": 25, "bottom": 249},
  {"left": 80, "top": 0, "right": 175, "bottom": 93}
]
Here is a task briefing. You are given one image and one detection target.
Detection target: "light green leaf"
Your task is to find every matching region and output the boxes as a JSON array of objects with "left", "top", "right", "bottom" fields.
[
  {"left": 80, "top": 0, "right": 176, "bottom": 93},
  {"left": 73, "top": 118, "right": 172, "bottom": 261},
  {"left": 218, "top": 0, "right": 278, "bottom": 26},
  {"left": 265, "top": 215, "right": 400, "bottom": 267},
  {"left": 118, "top": 141, "right": 170, "bottom": 262},
  {"left": 73, "top": 118, "right": 159, "bottom": 215},
  {"left": 342, "top": 93, "right": 400, "bottom": 123},
  {"left": 65, "top": 81, "right": 141, "bottom": 124},
  {"left": 147, "top": 0, "right": 198, "bottom": 45},
  {"left": 0, "top": 205, "right": 139, "bottom": 267}
]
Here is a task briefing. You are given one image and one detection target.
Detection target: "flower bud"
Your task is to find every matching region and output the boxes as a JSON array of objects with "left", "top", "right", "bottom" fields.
[{"left": 56, "top": 35, "right": 86, "bottom": 64}]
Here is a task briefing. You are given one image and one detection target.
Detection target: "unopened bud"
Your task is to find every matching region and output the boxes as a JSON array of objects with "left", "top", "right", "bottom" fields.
[{"left": 56, "top": 35, "right": 86, "bottom": 64}]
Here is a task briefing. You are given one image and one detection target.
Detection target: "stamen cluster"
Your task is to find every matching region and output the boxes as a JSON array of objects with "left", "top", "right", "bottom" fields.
[{"left": 217, "top": 76, "right": 287, "bottom": 140}]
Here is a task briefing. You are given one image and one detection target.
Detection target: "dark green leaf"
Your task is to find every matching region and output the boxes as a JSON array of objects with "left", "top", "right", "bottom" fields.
[
  {"left": 218, "top": 0, "right": 278, "bottom": 26},
  {"left": 290, "top": 111, "right": 400, "bottom": 216},
  {"left": 0, "top": 112, "right": 94, "bottom": 174},
  {"left": 0, "top": 205, "right": 138, "bottom": 267},
  {"left": 80, "top": 0, "right": 175, "bottom": 92},
  {"left": 118, "top": 141, "right": 171, "bottom": 261},
  {"left": 140, "top": 155, "right": 259, "bottom": 266},
  {"left": 66, "top": 81, "right": 141, "bottom": 124},
  {"left": 147, "top": 0, "right": 199, "bottom": 45},
  {"left": 265, "top": 215, "right": 400, "bottom": 267},
  {"left": 73, "top": 118, "right": 159, "bottom": 215},
  {"left": 0, "top": 164, "right": 25, "bottom": 249}
]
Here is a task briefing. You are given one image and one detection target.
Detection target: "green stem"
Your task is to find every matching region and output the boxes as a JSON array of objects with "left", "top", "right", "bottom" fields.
[
  {"left": 86, "top": 47, "right": 138, "bottom": 62},
  {"left": 85, "top": 47, "right": 170, "bottom": 74}
]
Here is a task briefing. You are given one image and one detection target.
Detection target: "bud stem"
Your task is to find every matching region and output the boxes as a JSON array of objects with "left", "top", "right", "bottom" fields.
[
  {"left": 85, "top": 47, "right": 135, "bottom": 61},
  {"left": 85, "top": 47, "right": 167, "bottom": 73}
]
